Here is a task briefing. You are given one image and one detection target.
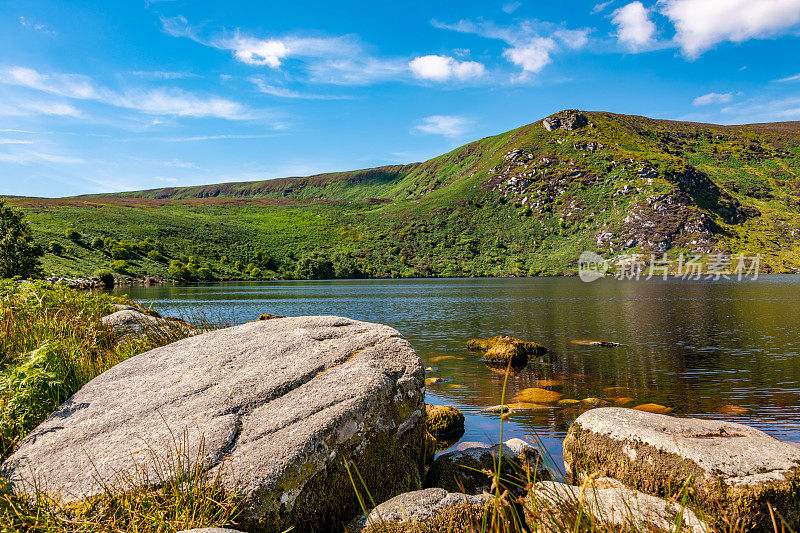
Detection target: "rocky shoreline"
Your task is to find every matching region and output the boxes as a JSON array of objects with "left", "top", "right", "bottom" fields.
[{"left": 2, "top": 311, "right": 798, "bottom": 532}]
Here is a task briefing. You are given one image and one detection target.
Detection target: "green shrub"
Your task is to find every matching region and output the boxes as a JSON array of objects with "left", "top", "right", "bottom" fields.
[
  {"left": 0, "top": 200, "right": 43, "bottom": 279},
  {"left": 64, "top": 245, "right": 74, "bottom": 255},
  {"left": 64, "top": 227, "right": 81, "bottom": 242},
  {"left": 295, "top": 252, "right": 334, "bottom": 279},
  {"left": 250, "top": 267, "right": 262, "bottom": 278},
  {"left": 91, "top": 236, "right": 105, "bottom": 249},
  {"left": 49, "top": 240, "right": 64, "bottom": 255},
  {"left": 197, "top": 267, "right": 213, "bottom": 280},
  {"left": 179, "top": 254, "right": 189, "bottom": 263},
  {"left": 147, "top": 250, "right": 165, "bottom": 262},
  {"left": 234, "top": 260, "right": 243, "bottom": 271},
  {"left": 94, "top": 269, "right": 115, "bottom": 288},
  {"left": 110, "top": 260, "right": 129, "bottom": 273}
]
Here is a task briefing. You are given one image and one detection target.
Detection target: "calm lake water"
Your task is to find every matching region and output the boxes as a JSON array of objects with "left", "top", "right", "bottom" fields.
[{"left": 117, "top": 276, "right": 800, "bottom": 470}]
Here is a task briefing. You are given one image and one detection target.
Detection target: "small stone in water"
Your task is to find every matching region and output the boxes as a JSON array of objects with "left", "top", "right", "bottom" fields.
[
  {"left": 515, "top": 387, "right": 564, "bottom": 403},
  {"left": 558, "top": 398, "right": 581, "bottom": 405},
  {"left": 612, "top": 397, "right": 635, "bottom": 405},
  {"left": 718, "top": 404, "right": 748, "bottom": 415},
  {"left": 425, "top": 377, "right": 446, "bottom": 386},
  {"left": 633, "top": 403, "right": 673, "bottom": 414}
]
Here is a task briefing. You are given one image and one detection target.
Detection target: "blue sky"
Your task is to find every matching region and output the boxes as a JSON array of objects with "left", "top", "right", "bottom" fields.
[{"left": 2, "top": 0, "right": 800, "bottom": 197}]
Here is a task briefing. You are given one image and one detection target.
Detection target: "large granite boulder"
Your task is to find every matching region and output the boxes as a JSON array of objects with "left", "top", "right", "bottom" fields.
[
  {"left": 425, "top": 439, "right": 549, "bottom": 495},
  {"left": 100, "top": 308, "right": 196, "bottom": 344},
  {"left": 563, "top": 407, "right": 800, "bottom": 531},
  {"left": 347, "top": 488, "right": 489, "bottom": 532},
  {"left": 526, "top": 481, "right": 706, "bottom": 532},
  {"left": 2, "top": 316, "right": 426, "bottom": 532}
]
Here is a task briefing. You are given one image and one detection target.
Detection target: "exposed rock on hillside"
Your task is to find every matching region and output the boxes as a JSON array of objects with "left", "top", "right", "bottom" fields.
[{"left": 2, "top": 316, "right": 427, "bottom": 532}]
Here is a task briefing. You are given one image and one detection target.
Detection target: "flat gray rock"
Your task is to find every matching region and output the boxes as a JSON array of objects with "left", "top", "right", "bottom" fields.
[
  {"left": 528, "top": 481, "right": 707, "bottom": 533},
  {"left": 2, "top": 316, "right": 426, "bottom": 532},
  {"left": 349, "top": 488, "right": 489, "bottom": 530},
  {"left": 563, "top": 407, "right": 800, "bottom": 530},
  {"left": 425, "top": 438, "right": 549, "bottom": 495}
]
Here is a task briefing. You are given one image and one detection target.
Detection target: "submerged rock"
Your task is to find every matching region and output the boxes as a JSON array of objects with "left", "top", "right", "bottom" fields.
[
  {"left": 2, "top": 316, "right": 427, "bottom": 532},
  {"left": 514, "top": 387, "right": 563, "bottom": 403},
  {"left": 425, "top": 439, "right": 549, "bottom": 495},
  {"left": 526, "top": 481, "right": 707, "bottom": 533},
  {"left": 466, "top": 335, "right": 547, "bottom": 357},
  {"left": 347, "top": 488, "right": 489, "bottom": 532},
  {"left": 563, "top": 407, "right": 800, "bottom": 531},
  {"left": 425, "top": 404, "right": 465, "bottom": 440}
]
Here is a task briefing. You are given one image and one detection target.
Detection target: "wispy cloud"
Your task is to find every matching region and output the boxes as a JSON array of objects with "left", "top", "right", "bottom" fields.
[
  {"left": 693, "top": 92, "right": 734, "bottom": 106},
  {"left": 18, "top": 16, "right": 56, "bottom": 36},
  {"left": 0, "top": 150, "right": 83, "bottom": 165},
  {"left": 413, "top": 115, "right": 472, "bottom": 137},
  {"left": 502, "top": 2, "right": 522, "bottom": 14},
  {"left": 0, "top": 98, "right": 82, "bottom": 117},
  {"left": 130, "top": 70, "right": 198, "bottom": 80},
  {"left": 249, "top": 76, "right": 353, "bottom": 99},
  {"left": 774, "top": 73, "right": 800, "bottom": 83},
  {"left": 0, "top": 139, "right": 34, "bottom": 145},
  {"left": 0, "top": 66, "right": 250, "bottom": 119}
]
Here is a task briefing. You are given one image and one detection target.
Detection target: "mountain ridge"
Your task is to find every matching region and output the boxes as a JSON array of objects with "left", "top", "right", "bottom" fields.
[{"left": 7, "top": 109, "right": 800, "bottom": 279}]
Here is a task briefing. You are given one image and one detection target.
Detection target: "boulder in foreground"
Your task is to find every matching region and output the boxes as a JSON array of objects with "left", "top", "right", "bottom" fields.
[
  {"left": 425, "top": 439, "right": 549, "bottom": 495},
  {"left": 563, "top": 407, "right": 800, "bottom": 531},
  {"left": 347, "top": 488, "right": 489, "bottom": 532},
  {"left": 2, "top": 316, "right": 426, "bottom": 532},
  {"left": 526, "top": 481, "right": 706, "bottom": 532}
]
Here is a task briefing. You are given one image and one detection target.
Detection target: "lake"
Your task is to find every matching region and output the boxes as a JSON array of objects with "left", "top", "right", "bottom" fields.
[{"left": 117, "top": 276, "right": 800, "bottom": 471}]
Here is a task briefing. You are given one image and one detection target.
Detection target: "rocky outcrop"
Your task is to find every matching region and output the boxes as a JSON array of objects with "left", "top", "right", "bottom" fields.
[
  {"left": 563, "top": 407, "right": 800, "bottom": 531},
  {"left": 425, "top": 439, "right": 548, "bottom": 495},
  {"left": 347, "top": 488, "right": 489, "bottom": 532},
  {"left": 542, "top": 111, "right": 589, "bottom": 132},
  {"left": 526, "top": 481, "right": 707, "bottom": 532},
  {"left": 2, "top": 316, "right": 427, "bottom": 532}
]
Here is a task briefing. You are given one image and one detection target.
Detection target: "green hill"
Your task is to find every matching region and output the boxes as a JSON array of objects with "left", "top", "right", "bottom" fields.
[{"left": 7, "top": 110, "right": 800, "bottom": 280}]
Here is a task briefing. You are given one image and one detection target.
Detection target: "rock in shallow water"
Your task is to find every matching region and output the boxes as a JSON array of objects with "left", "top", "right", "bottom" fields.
[
  {"left": 2, "top": 316, "right": 426, "bottom": 532},
  {"left": 563, "top": 407, "right": 800, "bottom": 531}
]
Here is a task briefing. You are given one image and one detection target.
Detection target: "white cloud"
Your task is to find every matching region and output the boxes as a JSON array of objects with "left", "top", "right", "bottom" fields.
[
  {"left": 409, "top": 55, "right": 486, "bottom": 82},
  {"left": 414, "top": 115, "right": 471, "bottom": 137},
  {"left": 432, "top": 18, "right": 588, "bottom": 79},
  {"left": 0, "top": 139, "right": 34, "bottom": 144},
  {"left": 693, "top": 92, "right": 734, "bottom": 106},
  {"left": 219, "top": 35, "right": 288, "bottom": 67},
  {"left": 503, "top": 38, "right": 557, "bottom": 76},
  {"left": 612, "top": 2, "right": 657, "bottom": 51},
  {"left": 0, "top": 66, "right": 248, "bottom": 119},
  {"left": 775, "top": 73, "right": 800, "bottom": 82},
  {"left": 503, "top": 2, "right": 522, "bottom": 14},
  {"left": 661, "top": 0, "right": 800, "bottom": 58},
  {"left": 153, "top": 176, "right": 180, "bottom": 183}
]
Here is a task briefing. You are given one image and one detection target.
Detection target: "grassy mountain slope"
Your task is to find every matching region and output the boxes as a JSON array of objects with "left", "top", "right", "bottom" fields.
[{"left": 7, "top": 110, "right": 800, "bottom": 280}]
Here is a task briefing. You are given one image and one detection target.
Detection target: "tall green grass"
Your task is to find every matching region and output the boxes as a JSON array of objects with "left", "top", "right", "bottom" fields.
[{"left": 0, "top": 280, "right": 243, "bottom": 532}]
